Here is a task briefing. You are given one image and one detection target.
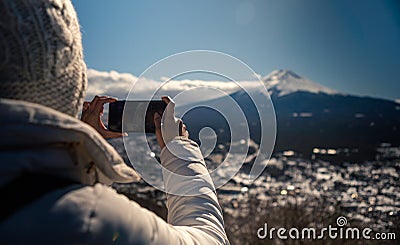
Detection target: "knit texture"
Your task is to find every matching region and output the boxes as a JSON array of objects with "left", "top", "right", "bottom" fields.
[{"left": 0, "top": 0, "right": 87, "bottom": 117}]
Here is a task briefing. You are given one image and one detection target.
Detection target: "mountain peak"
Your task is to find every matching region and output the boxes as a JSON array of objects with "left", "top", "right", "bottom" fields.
[
  {"left": 265, "top": 69, "right": 302, "bottom": 81},
  {"left": 262, "top": 69, "right": 338, "bottom": 97}
]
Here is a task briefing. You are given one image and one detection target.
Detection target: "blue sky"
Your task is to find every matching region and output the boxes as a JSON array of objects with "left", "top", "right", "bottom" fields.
[{"left": 72, "top": 0, "right": 400, "bottom": 100}]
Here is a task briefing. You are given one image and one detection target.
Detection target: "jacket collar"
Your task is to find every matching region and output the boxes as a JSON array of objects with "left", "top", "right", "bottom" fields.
[{"left": 0, "top": 99, "right": 140, "bottom": 185}]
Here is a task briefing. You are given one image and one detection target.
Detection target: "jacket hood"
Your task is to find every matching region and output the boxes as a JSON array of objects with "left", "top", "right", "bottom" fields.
[{"left": 0, "top": 99, "right": 140, "bottom": 185}]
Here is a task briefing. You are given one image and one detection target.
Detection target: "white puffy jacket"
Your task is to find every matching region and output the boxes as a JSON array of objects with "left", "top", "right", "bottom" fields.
[{"left": 0, "top": 99, "right": 229, "bottom": 244}]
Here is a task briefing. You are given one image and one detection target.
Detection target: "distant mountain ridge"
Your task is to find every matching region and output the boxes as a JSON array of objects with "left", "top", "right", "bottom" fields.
[{"left": 181, "top": 70, "right": 400, "bottom": 161}]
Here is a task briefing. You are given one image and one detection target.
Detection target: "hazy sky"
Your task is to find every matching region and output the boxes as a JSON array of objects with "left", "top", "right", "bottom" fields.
[{"left": 72, "top": 0, "right": 400, "bottom": 100}]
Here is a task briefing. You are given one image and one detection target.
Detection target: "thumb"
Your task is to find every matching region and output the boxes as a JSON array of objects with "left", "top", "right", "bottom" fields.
[{"left": 154, "top": 112, "right": 165, "bottom": 149}]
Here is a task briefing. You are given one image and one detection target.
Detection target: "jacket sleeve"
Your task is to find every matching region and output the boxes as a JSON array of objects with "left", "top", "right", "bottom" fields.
[
  {"left": 85, "top": 137, "right": 229, "bottom": 245},
  {"left": 159, "top": 137, "right": 229, "bottom": 244}
]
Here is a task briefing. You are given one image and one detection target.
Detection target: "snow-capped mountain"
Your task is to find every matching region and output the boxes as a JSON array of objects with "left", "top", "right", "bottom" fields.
[
  {"left": 262, "top": 69, "right": 338, "bottom": 97},
  {"left": 180, "top": 70, "right": 400, "bottom": 161}
]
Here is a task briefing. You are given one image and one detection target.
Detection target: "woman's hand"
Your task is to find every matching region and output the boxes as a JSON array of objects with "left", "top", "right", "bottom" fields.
[
  {"left": 81, "top": 95, "right": 127, "bottom": 139},
  {"left": 154, "top": 96, "right": 188, "bottom": 149}
]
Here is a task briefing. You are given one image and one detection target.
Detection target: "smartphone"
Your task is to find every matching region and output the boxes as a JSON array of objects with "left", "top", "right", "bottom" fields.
[{"left": 108, "top": 100, "right": 167, "bottom": 133}]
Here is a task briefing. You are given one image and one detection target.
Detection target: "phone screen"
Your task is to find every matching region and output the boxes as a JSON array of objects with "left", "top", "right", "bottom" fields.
[{"left": 108, "top": 100, "right": 167, "bottom": 133}]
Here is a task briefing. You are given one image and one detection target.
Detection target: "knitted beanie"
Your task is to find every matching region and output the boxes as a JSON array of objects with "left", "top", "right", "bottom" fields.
[{"left": 0, "top": 0, "right": 87, "bottom": 117}]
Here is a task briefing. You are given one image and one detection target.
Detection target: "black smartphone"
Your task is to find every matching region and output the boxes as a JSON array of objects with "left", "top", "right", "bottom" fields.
[{"left": 108, "top": 100, "right": 167, "bottom": 133}]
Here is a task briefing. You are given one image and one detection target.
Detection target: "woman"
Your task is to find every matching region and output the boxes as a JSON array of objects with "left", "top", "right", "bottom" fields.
[{"left": 0, "top": 0, "right": 229, "bottom": 244}]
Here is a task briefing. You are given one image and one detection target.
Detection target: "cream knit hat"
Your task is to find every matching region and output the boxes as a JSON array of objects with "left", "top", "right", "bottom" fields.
[{"left": 0, "top": 0, "right": 87, "bottom": 117}]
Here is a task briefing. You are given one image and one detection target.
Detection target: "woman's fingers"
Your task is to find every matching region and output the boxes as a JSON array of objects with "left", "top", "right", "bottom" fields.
[
  {"left": 157, "top": 95, "right": 191, "bottom": 147},
  {"left": 81, "top": 95, "right": 127, "bottom": 139},
  {"left": 93, "top": 97, "right": 117, "bottom": 113},
  {"left": 161, "top": 96, "right": 171, "bottom": 104},
  {"left": 162, "top": 96, "right": 177, "bottom": 123},
  {"left": 162, "top": 96, "right": 174, "bottom": 110},
  {"left": 88, "top": 95, "right": 116, "bottom": 112}
]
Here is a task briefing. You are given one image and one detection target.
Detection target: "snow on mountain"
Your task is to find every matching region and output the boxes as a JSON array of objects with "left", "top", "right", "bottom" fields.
[{"left": 262, "top": 69, "right": 339, "bottom": 97}]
